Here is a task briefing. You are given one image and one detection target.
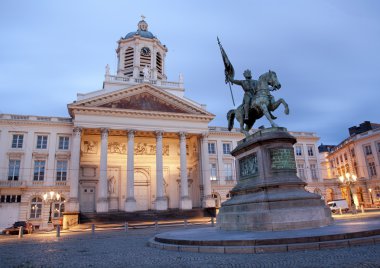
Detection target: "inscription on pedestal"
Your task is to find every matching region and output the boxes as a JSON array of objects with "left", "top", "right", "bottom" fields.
[
  {"left": 270, "top": 148, "right": 296, "bottom": 170},
  {"left": 239, "top": 153, "right": 258, "bottom": 179}
]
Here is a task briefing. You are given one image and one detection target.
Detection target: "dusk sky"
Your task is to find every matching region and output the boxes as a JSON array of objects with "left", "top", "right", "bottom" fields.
[{"left": 0, "top": 1, "right": 379, "bottom": 145}]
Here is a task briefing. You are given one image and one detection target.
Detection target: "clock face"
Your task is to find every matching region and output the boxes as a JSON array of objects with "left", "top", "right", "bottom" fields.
[{"left": 141, "top": 47, "right": 151, "bottom": 56}]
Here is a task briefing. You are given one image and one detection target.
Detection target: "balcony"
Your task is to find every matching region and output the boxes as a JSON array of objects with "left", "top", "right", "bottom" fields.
[
  {"left": 0, "top": 180, "right": 25, "bottom": 188},
  {"left": 211, "top": 180, "right": 236, "bottom": 187}
]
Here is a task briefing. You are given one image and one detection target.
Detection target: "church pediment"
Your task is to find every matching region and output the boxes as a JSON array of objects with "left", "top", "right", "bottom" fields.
[
  {"left": 99, "top": 91, "right": 188, "bottom": 113},
  {"left": 68, "top": 84, "right": 214, "bottom": 120}
]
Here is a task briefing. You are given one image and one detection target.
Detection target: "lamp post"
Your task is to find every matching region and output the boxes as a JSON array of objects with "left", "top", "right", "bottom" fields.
[
  {"left": 339, "top": 172, "right": 357, "bottom": 213},
  {"left": 43, "top": 191, "right": 60, "bottom": 225},
  {"left": 369, "top": 188, "right": 374, "bottom": 205}
]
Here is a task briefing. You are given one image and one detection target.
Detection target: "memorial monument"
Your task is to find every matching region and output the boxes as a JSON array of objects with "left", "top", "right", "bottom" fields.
[{"left": 216, "top": 38, "right": 333, "bottom": 231}]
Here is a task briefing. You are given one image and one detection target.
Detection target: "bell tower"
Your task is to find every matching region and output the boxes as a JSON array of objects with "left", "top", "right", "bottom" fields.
[{"left": 116, "top": 16, "right": 168, "bottom": 81}]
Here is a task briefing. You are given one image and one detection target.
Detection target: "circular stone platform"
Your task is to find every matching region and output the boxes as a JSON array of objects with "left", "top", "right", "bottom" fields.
[{"left": 149, "top": 217, "right": 380, "bottom": 254}]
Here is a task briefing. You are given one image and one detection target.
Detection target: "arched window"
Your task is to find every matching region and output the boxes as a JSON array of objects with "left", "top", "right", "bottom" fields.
[
  {"left": 30, "top": 197, "right": 42, "bottom": 218},
  {"left": 53, "top": 197, "right": 65, "bottom": 218},
  {"left": 156, "top": 52, "right": 162, "bottom": 75},
  {"left": 124, "top": 47, "right": 134, "bottom": 76}
]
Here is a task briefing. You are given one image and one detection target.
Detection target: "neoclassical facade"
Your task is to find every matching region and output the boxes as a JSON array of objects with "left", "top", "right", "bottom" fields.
[{"left": 318, "top": 121, "right": 380, "bottom": 207}]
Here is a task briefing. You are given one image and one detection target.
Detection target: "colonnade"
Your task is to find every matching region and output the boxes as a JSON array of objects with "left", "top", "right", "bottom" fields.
[{"left": 66, "top": 128, "right": 213, "bottom": 213}]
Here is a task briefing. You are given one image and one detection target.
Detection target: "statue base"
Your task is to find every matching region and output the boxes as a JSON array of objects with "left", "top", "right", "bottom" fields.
[{"left": 217, "top": 127, "right": 333, "bottom": 231}]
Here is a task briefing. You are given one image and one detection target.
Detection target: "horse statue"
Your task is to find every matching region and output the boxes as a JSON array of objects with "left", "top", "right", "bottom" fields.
[{"left": 227, "top": 70, "right": 289, "bottom": 136}]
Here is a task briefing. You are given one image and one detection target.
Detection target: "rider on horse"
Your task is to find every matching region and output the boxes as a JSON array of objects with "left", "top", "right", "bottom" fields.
[{"left": 226, "top": 69, "right": 257, "bottom": 121}]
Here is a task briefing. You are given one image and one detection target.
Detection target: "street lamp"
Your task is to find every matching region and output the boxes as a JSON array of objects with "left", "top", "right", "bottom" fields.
[
  {"left": 369, "top": 188, "right": 374, "bottom": 205},
  {"left": 42, "top": 191, "right": 60, "bottom": 224},
  {"left": 339, "top": 172, "right": 357, "bottom": 213}
]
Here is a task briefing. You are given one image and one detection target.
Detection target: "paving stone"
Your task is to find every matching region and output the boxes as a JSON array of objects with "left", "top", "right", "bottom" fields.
[
  {"left": 224, "top": 246, "right": 254, "bottom": 254},
  {"left": 198, "top": 246, "right": 225, "bottom": 253},
  {"left": 254, "top": 245, "right": 287, "bottom": 253},
  {"left": 287, "top": 242, "right": 319, "bottom": 252},
  {"left": 319, "top": 240, "right": 349, "bottom": 249}
]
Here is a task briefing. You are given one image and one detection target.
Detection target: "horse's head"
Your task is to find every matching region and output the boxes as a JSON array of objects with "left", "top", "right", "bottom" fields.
[
  {"left": 259, "top": 70, "right": 281, "bottom": 89},
  {"left": 267, "top": 70, "right": 281, "bottom": 90}
]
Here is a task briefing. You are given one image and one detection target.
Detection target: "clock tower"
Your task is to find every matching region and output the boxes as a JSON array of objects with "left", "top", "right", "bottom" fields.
[{"left": 116, "top": 17, "right": 168, "bottom": 81}]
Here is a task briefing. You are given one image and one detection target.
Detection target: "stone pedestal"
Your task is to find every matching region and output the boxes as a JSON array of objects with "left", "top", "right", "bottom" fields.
[
  {"left": 125, "top": 197, "right": 136, "bottom": 212},
  {"left": 217, "top": 127, "right": 333, "bottom": 231},
  {"left": 180, "top": 196, "right": 192, "bottom": 210},
  {"left": 155, "top": 197, "right": 168, "bottom": 211}
]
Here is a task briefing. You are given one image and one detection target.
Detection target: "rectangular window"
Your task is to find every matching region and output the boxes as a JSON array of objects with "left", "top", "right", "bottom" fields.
[
  {"left": 11, "top": 134, "right": 23, "bottom": 148},
  {"left": 351, "top": 148, "right": 355, "bottom": 157},
  {"left": 310, "top": 164, "right": 317, "bottom": 179},
  {"left": 365, "top": 145, "right": 373, "bottom": 155},
  {"left": 36, "top": 135, "right": 48, "bottom": 149},
  {"left": 340, "top": 155, "right": 343, "bottom": 163},
  {"left": 33, "top": 160, "right": 45, "bottom": 181},
  {"left": 208, "top": 143, "right": 216, "bottom": 154},
  {"left": 295, "top": 146, "right": 302, "bottom": 156},
  {"left": 209, "top": 163, "right": 217, "bottom": 180},
  {"left": 307, "top": 145, "right": 314, "bottom": 157},
  {"left": 344, "top": 153, "right": 347, "bottom": 161},
  {"left": 58, "top": 136, "right": 70, "bottom": 150},
  {"left": 8, "top": 159, "right": 20, "bottom": 181},
  {"left": 297, "top": 163, "right": 305, "bottom": 180},
  {"left": 56, "top": 160, "right": 68, "bottom": 181},
  {"left": 224, "top": 163, "right": 233, "bottom": 180},
  {"left": 0, "top": 195, "right": 21, "bottom": 203},
  {"left": 369, "top": 162, "right": 377, "bottom": 177},
  {"left": 336, "top": 157, "right": 339, "bottom": 164},
  {"left": 222, "top": 143, "right": 231, "bottom": 154},
  {"left": 378, "top": 142, "right": 380, "bottom": 153}
]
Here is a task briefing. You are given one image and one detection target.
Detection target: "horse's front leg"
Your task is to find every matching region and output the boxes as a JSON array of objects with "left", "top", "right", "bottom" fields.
[
  {"left": 270, "top": 98, "right": 289, "bottom": 115},
  {"left": 261, "top": 103, "right": 278, "bottom": 128}
]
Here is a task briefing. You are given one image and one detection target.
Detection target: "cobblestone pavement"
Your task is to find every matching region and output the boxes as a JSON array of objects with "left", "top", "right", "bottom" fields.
[{"left": 1, "top": 224, "right": 380, "bottom": 268}]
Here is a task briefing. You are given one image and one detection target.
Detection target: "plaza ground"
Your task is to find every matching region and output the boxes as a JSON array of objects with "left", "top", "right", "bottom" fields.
[{"left": 1, "top": 212, "right": 380, "bottom": 267}]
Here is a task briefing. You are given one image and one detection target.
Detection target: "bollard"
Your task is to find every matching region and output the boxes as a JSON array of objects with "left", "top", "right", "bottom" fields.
[
  {"left": 339, "top": 208, "right": 342, "bottom": 215},
  {"left": 155, "top": 220, "right": 158, "bottom": 231},
  {"left": 91, "top": 224, "right": 95, "bottom": 235},
  {"left": 125, "top": 222, "right": 128, "bottom": 232},
  {"left": 361, "top": 205, "right": 365, "bottom": 213},
  {"left": 18, "top": 226, "right": 23, "bottom": 239},
  {"left": 184, "top": 219, "right": 188, "bottom": 228},
  {"left": 56, "top": 224, "right": 61, "bottom": 238},
  {"left": 211, "top": 217, "right": 215, "bottom": 227}
]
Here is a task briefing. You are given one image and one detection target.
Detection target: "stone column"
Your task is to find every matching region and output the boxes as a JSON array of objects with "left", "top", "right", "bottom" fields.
[
  {"left": 96, "top": 128, "right": 109, "bottom": 212},
  {"left": 201, "top": 133, "right": 214, "bottom": 207},
  {"left": 67, "top": 127, "right": 81, "bottom": 212},
  {"left": 125, "top": 130, "right": 136, "bottom": 212},
  {"left": 155, "top": 131, "right": 168, "bottom": 210},
  {"left": 179, "top": 132, "right": 192, "bottom": 210}
]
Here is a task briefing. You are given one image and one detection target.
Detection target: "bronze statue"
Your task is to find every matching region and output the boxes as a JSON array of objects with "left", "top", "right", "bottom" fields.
[{"left": 218, "top": 37, "right": 289, "bottom": 136}]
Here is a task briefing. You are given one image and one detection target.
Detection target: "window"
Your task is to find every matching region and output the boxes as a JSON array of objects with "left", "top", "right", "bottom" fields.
[
  {"left": 224, "top": 163, "right": 233, "bottom": 180},
  {"left": 56, "top": 160, "right": 68, "bottom": 181},
  {"left": 365, "top": 145, "right": 372, "bottom": 155},
  {"left": 310, "top": 164, "right": 318, "bottom": 179},
  {"left": 0, "top": 195, "right": 21, "bottom": 203},
  {"left": 369, "top": 162, "right": 377, "bottom": 177},
  {"left": 30, "top": 197, "right": 42, "bottom": 218},
  {"left": 210, "top": 163, "right": 217, "bottom": 180},
  {"left": 33, "top": 160, "right": 45, "bottom": 181},
  {"left": 58, "top": 136, "right": 70, "bottom": 150},
  {"left": 11, "top": 134, "right": 23, "bottom": 148},
  {"left": 8, "top": 159, "right": 20, "bottom": 181},
  {"left": 344, "top": 153, "right": 347, "bottom": 161},
  {"left": 378, "top": 142, "right": 380, "bottom": 153},
  {"left": 307, "top": 145, "right": 314, "bottom": 157},
  {"left": 340, "top": 155, "right": 343, "bottom": 163},
  {"left": 297, "top": 163, "right": 305, "bottom": 180},
  {"left": 36, "top": 135, "right": 48, "bottom": 149},
  {"left": 208, "top": 143, "right": 216, "bottom": 154},
  {"left": 354, "top": 162, "right": 358, "bottom": 176},
  {"left": 336, "top": 157, "right": 339, "bottom": 164},
  {"left": 337, "top": 167, "right": 341, "bottom": 176},
  {"left": 351, "top": 148, "right": 355, "bottom": 157},
  {"left": 53, "top": 197, "right": 65, "bottom": 218},
  {"left": 295, "top": 146, "right": 302, "bottom": 156},
  {"left": 222, "top": 143, "right": 231, "bottom": 154}
]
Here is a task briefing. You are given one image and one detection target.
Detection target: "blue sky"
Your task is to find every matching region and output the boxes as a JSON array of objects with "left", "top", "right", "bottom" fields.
[{"left": 0, "top": 0, "right": 379, "bottom": 145}]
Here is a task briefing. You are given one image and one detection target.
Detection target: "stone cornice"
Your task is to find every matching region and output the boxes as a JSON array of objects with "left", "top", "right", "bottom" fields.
[{"left": 71, "top": 106, "right": 214, "bottom": 122}]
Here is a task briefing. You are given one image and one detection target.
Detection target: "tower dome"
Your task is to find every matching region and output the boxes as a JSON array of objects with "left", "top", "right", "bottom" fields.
[{"left": 124, "top": 17, "right": 155, "bottom": 39}]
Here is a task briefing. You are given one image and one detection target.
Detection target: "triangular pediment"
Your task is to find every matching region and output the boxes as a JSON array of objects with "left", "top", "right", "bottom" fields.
[
  {"left": 99, "top": 91, "right": 188, "bottom": 113},
  {"left": 68, "top": 84, "right": 214, "bottom": 120}
]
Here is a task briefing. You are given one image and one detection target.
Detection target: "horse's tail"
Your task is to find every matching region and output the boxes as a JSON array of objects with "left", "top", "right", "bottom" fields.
[{"left": 227, "top": 109, "right": 235, "bottom": 131}]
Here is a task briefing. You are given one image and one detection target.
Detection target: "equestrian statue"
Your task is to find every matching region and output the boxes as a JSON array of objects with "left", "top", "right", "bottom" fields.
[{"left": 217, "top": 37, "right": 289, "bottom": 137}]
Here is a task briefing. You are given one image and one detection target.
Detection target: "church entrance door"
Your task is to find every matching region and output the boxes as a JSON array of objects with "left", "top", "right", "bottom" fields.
[
  {"left": 80, "top": 186, "right": 96, "bottom": 212},
  {"left": 134, "top": 170, "right": 150, "bottom": 211}
]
